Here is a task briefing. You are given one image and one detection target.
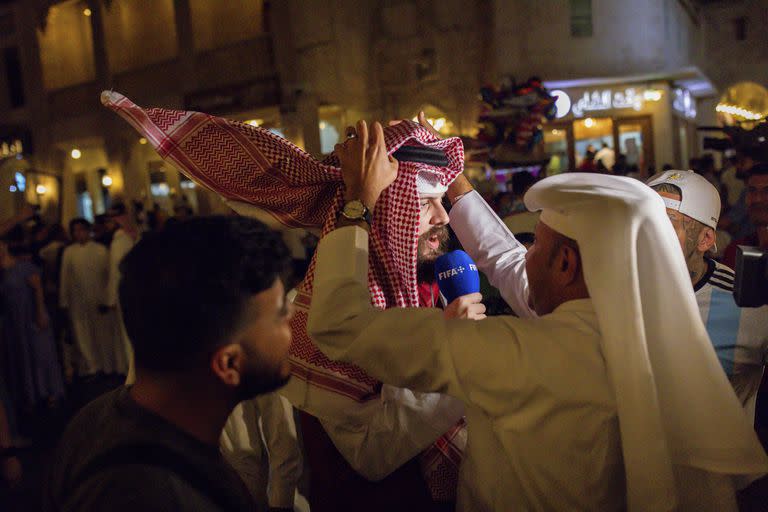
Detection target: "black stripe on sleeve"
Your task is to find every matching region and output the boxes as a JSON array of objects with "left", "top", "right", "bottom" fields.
[
  {"left": 713, "top": 266, "right": 735, "bottom": 278},
  {"left": 711, "top": 273, "right": 735, "bottom": 286},
  {"left": 710, "top": 278, "right": 735, "bottom": 292}
]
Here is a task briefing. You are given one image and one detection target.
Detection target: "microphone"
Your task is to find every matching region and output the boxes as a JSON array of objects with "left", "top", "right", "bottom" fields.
[{"left": 434, "top": 250, "right": 480, "bottom": 304}]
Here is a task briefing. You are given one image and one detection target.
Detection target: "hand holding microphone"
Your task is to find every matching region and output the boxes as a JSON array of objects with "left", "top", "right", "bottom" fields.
[{"left": 435, "top": 250, "right": 486, "bottom": 320}]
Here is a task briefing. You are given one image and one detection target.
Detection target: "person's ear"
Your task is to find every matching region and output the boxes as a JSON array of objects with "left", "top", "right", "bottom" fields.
[
  {"left": 560, "top": 245, "right": 581, "bottom": 286},
  {"left": 698, "top": 227, "right": 716, "bottom": 253},
  {"left": 211, "top": 343, "right": 244, "bottom": 388}
]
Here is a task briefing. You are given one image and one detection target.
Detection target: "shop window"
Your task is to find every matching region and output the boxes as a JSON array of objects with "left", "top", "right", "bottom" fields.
[
  {"left": 37, "top": 0, "right": 96, "bottom": 90},
  {"left": 618, "top": 123, "right": 645, "bottom": 172},
  {"left": 149, "top": 170, "right": 170, "bottom": 196},
  {"left": 102, "top": 0, "right": 177, "bottom": 73},
  {"left": 149, "top": 163, "right": 173, "bottom": 213},
  {"left": 569, "top": 0, "right": 593, "bottom": 38},
  {"left": 75, "top": 173, "right": 93, "bottom": 222},
  {"left": 318, "top": 106, "right": 344, "bottom": 155},
  {"left": 573, "top": 117, "right": 613, "bottom": 171},
  {"left": 3, "top": 47, "right": 24, "bottom": 108},
  {"left": 319, "top": 122, "right": 339, "bottom": 155},
  {"left": 543, "top": 128, "right": 569, "bottom": 175},
  {"left": 190, "top": 0, "right": 265, "bottom": 52},
  {"left": 97, "top": 168, "right": 111, "bottom": 210},
  {"left": 179, "top": 175, "right": 199, "bottom": 213}
]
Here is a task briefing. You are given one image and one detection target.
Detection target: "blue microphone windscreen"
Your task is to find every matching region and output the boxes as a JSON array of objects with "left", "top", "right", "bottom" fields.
[{"left": 434, "top": 250, "right": 480, "bottom": 304}]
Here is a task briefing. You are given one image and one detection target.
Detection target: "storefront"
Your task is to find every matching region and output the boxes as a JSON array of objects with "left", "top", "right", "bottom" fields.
[
  {"left": 671, "top": 86, "right": 699, "bottom": 169},
  {"left": 1, "top": 127, "right": 61, "bottom": 223},
  {"left": 541, "top": 78, "right": 704, "bottom": 177}
]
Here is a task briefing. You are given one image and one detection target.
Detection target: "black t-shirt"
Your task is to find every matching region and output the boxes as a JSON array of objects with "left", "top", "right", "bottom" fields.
[{"left": 45, "top": 387, "right": 257, "bottom": 512}]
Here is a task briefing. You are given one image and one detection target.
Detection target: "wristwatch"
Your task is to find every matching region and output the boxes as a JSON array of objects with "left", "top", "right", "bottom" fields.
[{"left": 339, "top": 199, "right": 372, "bottom": 226}]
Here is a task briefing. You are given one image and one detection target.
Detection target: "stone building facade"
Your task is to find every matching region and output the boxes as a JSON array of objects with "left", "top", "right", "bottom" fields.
[{"left": 0, "top": 0, "right": 764, "bottom": 223}]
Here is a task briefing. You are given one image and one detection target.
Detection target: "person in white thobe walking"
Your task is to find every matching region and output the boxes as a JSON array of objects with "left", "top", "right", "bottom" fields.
[
  {"left": 103, "top": 202, "right": 138, "bottom": 379},
  {"left": 60, "top": 218, "right": 128, "bottom": 375}
]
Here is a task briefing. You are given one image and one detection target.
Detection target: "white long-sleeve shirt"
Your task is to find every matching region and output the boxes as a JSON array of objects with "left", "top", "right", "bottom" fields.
[
  {"left": 221, "top": 393, "right": 303, "bottom": 509},
  {"left": 278, "top": 343, "right": 465, "bottom": 481},
  {"left": 60, "top": 241, "right": 128, "bottom": 375},
  {"left": 106, "top": 229, "right": 135, "bottom": 307},
  {"left": 449, "top": 190, "right": 534, "bottom": 318},
  {"left": 308, "top": 226, "right": 626, "bottom": 511},
  {"left": 107, "top": 229, "right": 136, "bottom": 381}
]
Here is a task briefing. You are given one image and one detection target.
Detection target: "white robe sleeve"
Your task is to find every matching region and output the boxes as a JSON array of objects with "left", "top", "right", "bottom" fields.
[
  {"left": 106, "top": 232, "right": 133, "bottom": 307},
  {"left": 305, "top": 382, "right": 464, "bottom": 481},
  {"left": 449, "top": 191, "right": 536, "bottom": 318},
  {"left": 254, "top": 393, "right": 302, "bottom": 509},
  {"left": 308, "top": 226, "right": 530, "bottom": 416}
]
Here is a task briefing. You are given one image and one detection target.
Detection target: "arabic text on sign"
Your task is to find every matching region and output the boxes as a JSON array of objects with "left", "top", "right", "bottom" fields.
[{"left": 571, "top": 88, "right": 644, "bottom": 117}]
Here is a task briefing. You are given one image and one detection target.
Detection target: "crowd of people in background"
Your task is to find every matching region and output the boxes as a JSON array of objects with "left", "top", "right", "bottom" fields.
[
  {"left": 0, "top": 199, "right": 225, "bottom": 491},
  {"left": 486, "top": 149, "right": 766, "bottom": 267}
]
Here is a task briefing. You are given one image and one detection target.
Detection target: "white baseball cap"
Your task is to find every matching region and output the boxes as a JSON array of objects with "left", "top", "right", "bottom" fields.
[{"left": 646, "top": 170, "right": 721, "bottom": 229}]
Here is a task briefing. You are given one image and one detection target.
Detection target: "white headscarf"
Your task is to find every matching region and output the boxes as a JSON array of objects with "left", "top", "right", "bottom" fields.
[{"left": 525, "top": 173, "right": 767, "bottom": 511}]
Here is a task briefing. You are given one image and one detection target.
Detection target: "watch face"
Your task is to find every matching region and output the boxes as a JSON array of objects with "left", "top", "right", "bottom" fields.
[{"left": 344, "top": 200, "right": 365, "bottom": 218}]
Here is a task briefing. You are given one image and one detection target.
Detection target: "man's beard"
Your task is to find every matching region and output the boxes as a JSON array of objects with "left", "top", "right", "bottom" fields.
[
  {"left": 417, "top": 226, "right": 449, "bottom": 283},
  {"left": 237, "top": 349, "right": 292, "bottom": 400}
]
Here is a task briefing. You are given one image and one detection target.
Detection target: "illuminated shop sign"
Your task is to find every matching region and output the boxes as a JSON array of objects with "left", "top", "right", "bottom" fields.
[
  {"left": 551, "top": 90, "right": 571, "bottom": 119},
  {"left": 672, "top": 88, "right": 696, "bottom": 119},
  {"left": 570, "top": 88, "right": 645, "bottom": 117}
]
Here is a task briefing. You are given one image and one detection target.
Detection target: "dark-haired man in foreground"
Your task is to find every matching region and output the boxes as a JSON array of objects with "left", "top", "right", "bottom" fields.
[{"left": 45, "top": 216, "right": 293, "bottom": 512}]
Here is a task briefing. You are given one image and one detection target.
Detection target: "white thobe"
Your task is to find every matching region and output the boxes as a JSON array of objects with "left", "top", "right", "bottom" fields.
[
  {"left": 308, "top": 226, "right": 626, "bottom": 511},
  {"left": 106, "top": 229, "right": 135, "bottom": 378},
  {"left": 448, "top": 191, "right": 760, "bottom": 510},
  {"left": 60, "top": 241, "right": 127, "bottom": 375},
  {"left": 221, "top": 393, "right": 303, "bottom": 510},
  {"left": 595, "top": 147, "right": 616, "bottom": 170}
]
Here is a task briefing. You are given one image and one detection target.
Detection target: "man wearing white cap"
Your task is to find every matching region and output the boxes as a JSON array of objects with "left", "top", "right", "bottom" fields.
[
  {"left": 307, "top": 126, "right": 768, "bottom": 511},
  {"left": 647, "top": 170, "right": 768, "bottom": 420}
]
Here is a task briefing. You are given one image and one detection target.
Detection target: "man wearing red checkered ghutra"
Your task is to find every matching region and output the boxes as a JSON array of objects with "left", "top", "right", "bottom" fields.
[{"left": 102, "top": 93, "right": 468, "bottom": 511}]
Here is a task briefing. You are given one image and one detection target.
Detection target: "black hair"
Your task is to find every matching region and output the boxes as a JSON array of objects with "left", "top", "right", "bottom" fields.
[
  {"left": 118, "top": 216, "right": 290, "bottom": 372},
  {"left": 69, "top": 218, "right": 92, "bottom": 234},
  {"left": 651, "top": 182, "right": 683, "bottom": 198}
]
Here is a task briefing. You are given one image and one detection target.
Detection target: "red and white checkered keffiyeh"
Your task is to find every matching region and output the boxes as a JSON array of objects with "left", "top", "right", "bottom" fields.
[{"left": 102, "top": 91, "right": 465, "bottom": 500}]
